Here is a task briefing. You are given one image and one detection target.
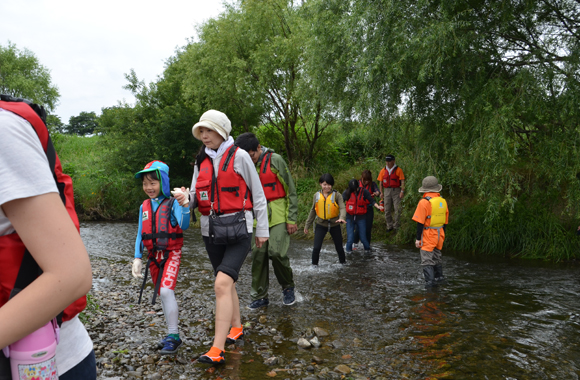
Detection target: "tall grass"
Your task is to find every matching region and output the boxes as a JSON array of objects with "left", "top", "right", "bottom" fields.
[{"left": 54, "top": 134, "right": 142, "bottom": 220}]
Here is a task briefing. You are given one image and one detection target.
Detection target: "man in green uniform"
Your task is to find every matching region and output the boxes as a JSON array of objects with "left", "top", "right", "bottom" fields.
[{"left": 235, "top": 133, "right": 298, "bottom": 308}]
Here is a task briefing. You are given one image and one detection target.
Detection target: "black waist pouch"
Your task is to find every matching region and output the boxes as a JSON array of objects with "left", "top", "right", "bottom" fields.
[{"left": 209, "top": 211, "right": 249, "bottom": 245}]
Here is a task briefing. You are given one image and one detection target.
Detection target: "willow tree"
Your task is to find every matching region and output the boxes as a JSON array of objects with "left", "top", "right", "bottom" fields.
[
  {"left": 310, "top": 0, "right": 580, "bottom": 207},
  {"left": 304, "top": 0, "right": 580, "bottom": 258},
  {"left": 181, "top": 0, "right": 335, "bottom": 164}
]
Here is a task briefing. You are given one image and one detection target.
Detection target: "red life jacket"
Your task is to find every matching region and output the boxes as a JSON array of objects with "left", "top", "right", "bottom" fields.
[
  {"left": 259, "top": 151, "right": 286, "bottom": 202},
  {"left": 359, "top": 180, "right": 374, "bottom": 194},
  {"left": 0, "top": 97, "right": 86, "bottom": 322},
  {"left": 196, "top": 145, "right": 253, "bottom": 216},
  {"left": 141, "top": 198, "right": 184, "bottom": 253},
  {"left": 345, "top": 189, "right": 369, "bottom": 215},
  {"left": 382, "top": 166, "right": 401, "bottom": 188}
]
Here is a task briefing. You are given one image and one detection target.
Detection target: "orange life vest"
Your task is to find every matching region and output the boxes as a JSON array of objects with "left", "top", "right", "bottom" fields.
[
  {"left": 196, "top": 146, "right": 253, "bottom": 216},
  {"left": 259, "top": 151, "right": 286, "bottom": 202}
]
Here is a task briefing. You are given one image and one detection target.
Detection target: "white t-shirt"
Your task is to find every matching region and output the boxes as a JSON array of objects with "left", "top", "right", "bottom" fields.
[{"left": 0, "top": 109, "right": 93, "bottom": 375}]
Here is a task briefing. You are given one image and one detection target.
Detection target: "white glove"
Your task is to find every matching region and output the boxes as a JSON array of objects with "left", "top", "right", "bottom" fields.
[
  {"left": 132, "top": 258, "right": 143, "bottom": 279},
  {"left": 171, "top": 187, "right": 190, "bottom": 206}
]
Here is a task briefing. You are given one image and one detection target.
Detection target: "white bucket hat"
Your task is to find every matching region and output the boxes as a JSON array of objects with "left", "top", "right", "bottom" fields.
[
  {"left": 418, "top": 176, "right": 442, "bottom": 193},
  {"left": 192, "top": 110, "right": 232, "bottom": 141}
]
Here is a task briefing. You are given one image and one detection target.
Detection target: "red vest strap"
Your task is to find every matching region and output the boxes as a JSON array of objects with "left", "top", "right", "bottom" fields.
[{"left": 0, "top": 101, "right": 49, "bottom": 151}]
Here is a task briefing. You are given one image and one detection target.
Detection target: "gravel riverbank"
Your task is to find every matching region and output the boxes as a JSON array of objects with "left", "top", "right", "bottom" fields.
[{"left": 87, "top": 256, "right": 379, "bottom": 380}]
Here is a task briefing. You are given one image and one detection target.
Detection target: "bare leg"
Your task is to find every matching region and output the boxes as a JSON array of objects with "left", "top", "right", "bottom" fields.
[
  {"left": 213, "top": 272, "right": 235, "bottom": 351},
  {"left": 230, "top": 283, "right": 242, "bottom": 328}
]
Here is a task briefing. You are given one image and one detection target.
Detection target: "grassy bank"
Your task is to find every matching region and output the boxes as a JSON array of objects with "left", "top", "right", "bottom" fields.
[
  {"left": 55, "top": 134, "right": 580, "bottom": 261},
  {"left": 54, "top": 134, "right": 143, "bottom": 220}
]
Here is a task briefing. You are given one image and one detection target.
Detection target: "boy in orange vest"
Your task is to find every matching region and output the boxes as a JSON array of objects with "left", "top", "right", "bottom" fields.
[{"left": 412, "top": 176, "right": 449, "bottom": 288}]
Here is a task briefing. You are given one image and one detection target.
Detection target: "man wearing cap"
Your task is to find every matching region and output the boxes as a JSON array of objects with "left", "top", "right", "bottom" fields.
[
  {"left": 235, "top": 132, "right": 298, "bottom": 309},
  {"left": 377, "top": 155, "right": 405, "bottom": 232},
  {"left": 412, "top": 176, "right": 449, "bottom": 288}
]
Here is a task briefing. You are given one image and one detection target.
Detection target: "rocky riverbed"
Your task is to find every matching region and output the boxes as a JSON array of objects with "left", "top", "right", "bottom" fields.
[
  {"left": 81, "top": 221, "right": 580, "bottom": 380},
  {"left": 87, "top": 257, "right": 383, "bottom": 380}
]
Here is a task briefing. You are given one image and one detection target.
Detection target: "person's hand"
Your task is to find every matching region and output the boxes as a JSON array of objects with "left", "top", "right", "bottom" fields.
[
  {"left": 399, "top": 191, "right": 404, "bottom": 199},
  {"left": 415, "top": 240, "right": 422, "bottom": 249},
  {"left": 376, "top": 204, "right": 384, "bottom": 211},
  {"left": 171, "top": 187, "right": 190, "bottom": 206},
  {"left": 336, "top": 219, "right": 346, "bottom": 224},
  {"left": 304, "top": 227, "right": 309, "bottom": 234},
  {"left": 255, "top": 236, "right": 269, "bottom": 248},
  {"left": 132, "top": 258, "right": 143, "bottom": 278},
  {"left": 287, "top": 223, "right": 298, "bottom": 235},
  {"left": 372, "top": 191, "right": 380, "bottom": 197},
  {"left": 380, "top": 193, "right": 384, "bottom": 199}
]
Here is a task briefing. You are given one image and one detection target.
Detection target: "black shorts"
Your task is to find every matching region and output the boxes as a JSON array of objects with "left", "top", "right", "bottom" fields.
[{"left": 203, "top": 235, "right": 252, "bottom": 281}]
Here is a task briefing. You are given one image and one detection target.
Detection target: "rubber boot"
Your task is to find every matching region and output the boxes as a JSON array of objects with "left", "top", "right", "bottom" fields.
[
  {"left": 423, "top": 265, "right": 436, "bottom": 288},
  {"left": 434, "top": 264, "right": 445, "bottom": 284}
]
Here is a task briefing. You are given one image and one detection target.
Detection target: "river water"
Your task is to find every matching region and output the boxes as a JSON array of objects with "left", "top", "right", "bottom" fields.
[{"left": 81, "top": 221, "right": 580, "bottom": 379}]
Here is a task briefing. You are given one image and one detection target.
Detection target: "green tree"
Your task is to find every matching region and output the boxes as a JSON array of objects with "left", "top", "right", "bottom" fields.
[
  {"left": 46, "top": 114, "right": 66, "bottom": 134},
  {"left": 305, "top": 0, "right": 580, "bottom": 258},
  {"left": 182, "top": 0, "right": 335, "bottom": 164},
  {"left": 99, "top": 52, "right": 201, "bottom": 183},
  {"left": 0, "top": 42, "right": 59, "bottom": 111},
  {"left": 67, "top": 111, "right": 99, "bottom": 135}
]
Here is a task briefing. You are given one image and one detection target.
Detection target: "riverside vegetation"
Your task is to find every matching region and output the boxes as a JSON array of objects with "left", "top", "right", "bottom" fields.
[
  {"left": 5, "top": 0, "right": 580, "bottom": 262},
  {"left": 55, "top": 130, "right": 580, "bottom": 262}
]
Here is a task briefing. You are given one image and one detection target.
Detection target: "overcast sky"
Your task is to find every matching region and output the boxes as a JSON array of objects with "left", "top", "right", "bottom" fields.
[{"left": 0, "top": 0, "right": 225, "bottom": 123}]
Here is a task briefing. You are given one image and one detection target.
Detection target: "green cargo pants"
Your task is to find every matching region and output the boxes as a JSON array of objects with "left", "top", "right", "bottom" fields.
[{"left": 250, "top": 222, "right": 295, "bottom": 301}]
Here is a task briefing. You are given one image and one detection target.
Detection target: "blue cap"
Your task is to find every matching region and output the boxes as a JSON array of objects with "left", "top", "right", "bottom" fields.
[{"left": 134, "top": 160, "right": 171, "bottom": 198}]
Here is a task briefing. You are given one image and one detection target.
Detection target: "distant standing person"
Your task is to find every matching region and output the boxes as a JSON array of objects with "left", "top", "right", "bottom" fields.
[
  {"left": 304, "top": 173, "right": 347, "bottom": 267},
  {"left": 353, "top": 170, "right": 380, "bottom": 249},
  {"left": 235, "top": 132, "right": 298, "bottom": 309},
  {"left": 343, "top": 179, "right": 383, "bottom": 254},
  {"left": 377, "top": 155, "right": 405, "bottom": 232},
  {"left": 412, "top": 176, "right": 449, "bottom": 288}
]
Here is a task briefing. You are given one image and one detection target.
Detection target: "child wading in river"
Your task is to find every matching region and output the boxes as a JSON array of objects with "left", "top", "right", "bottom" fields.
[
  {"left": 304, "top": 173, "right": 347, "bottom": 267},
  {"left": 131, "top": 160, "right": 191, "bottom": 354}
]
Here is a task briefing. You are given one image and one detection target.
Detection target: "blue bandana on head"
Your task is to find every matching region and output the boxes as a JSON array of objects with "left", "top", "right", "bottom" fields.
[{"left": 134, "top": 160, "right": 171, "bottom": 198}]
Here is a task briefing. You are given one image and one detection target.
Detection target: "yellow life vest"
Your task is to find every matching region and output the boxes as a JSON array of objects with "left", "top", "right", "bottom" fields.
[
  {"left": 315, "top": 190, "right": 340, "bottom": 220},
  {"left": 425, "top": 196, "right": 447, "bottom": 227}
]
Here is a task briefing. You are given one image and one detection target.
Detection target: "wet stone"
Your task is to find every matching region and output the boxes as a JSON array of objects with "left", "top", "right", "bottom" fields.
[
  {"left": 313, "top": 327, "right": 329, "bottom": 337},
  {"left": 298, "top": 338, "right": 312, "bottom": 348}
]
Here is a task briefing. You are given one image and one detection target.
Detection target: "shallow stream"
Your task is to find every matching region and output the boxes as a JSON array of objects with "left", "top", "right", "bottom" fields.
[{"left": 82, "top": 221, "right": 580, "bottom": 379}]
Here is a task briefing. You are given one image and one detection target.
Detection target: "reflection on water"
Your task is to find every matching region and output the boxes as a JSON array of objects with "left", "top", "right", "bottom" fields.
[{"left": 81, "top": 221, "right": 580, "bottom": 379}]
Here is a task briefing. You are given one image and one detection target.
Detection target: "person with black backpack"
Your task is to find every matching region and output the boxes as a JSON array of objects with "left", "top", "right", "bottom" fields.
[{"left": 0, "top": 95, "right": 95, "bottom": 379}]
